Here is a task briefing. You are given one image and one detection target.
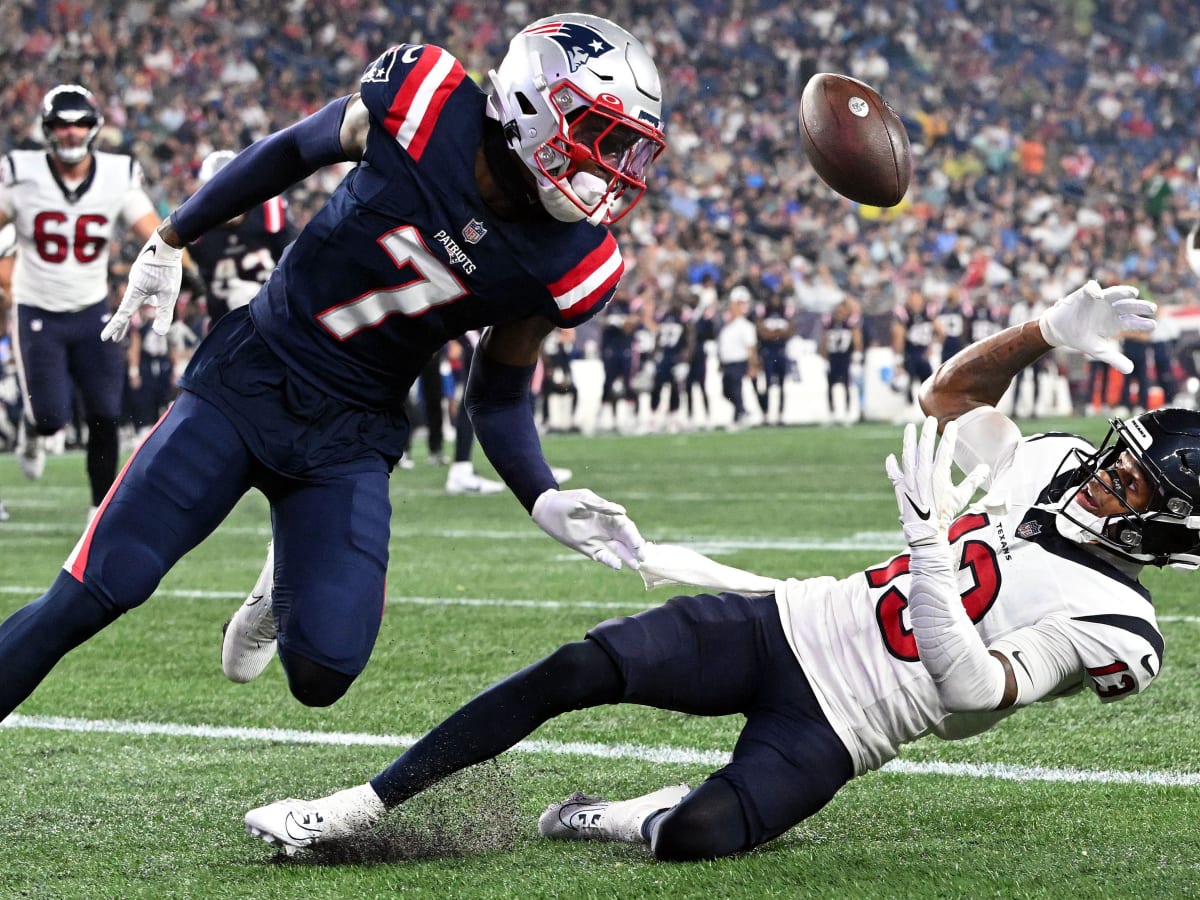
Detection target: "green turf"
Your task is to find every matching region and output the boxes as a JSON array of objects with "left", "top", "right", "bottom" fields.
[{"left": 3, "top": 418, "right": 1199, "bottom": 898}]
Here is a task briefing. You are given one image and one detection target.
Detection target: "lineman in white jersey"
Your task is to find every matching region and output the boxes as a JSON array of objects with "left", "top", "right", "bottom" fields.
[
  {"left": 239, "top": 280, "right": 1194, "bottom": 862},
  {"left": 0, "top": 84, "right": 161, "bottom": 514}
]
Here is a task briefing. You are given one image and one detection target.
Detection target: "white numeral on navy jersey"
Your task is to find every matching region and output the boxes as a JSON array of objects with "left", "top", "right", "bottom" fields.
[{"left": 316, "top": 225, "right": 466, "bottom": 339}]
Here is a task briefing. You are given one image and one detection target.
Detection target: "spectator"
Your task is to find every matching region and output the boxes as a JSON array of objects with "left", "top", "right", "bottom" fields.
[{"left": 716, "top": 285, "right": 758, "bottom": 430}]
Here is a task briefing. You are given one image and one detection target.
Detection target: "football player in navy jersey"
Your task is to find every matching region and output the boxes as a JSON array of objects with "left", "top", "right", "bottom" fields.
[
  {"left": 892, "top": 288, "right": 944, "bottom": 410},
  {"left": 240, "top": 282, "right": 1190, "bottom": 863},
  {"left": 647, "top": 288, "right": 689, "bottom": 432},
  {"left": 187, "top": 150, "right": 298, "bottom": 330},
  {"left": 754, "top": 291, "right": 796, "bottom": 426},
  {"left": 819, "top": 296, "right": 863, "bottom": 425},
  {"left": 0, "top": 14, "right": 666, "bottom": 718},
  {"left": 0, "top": 85, "right": 163, "bottom": 518}
]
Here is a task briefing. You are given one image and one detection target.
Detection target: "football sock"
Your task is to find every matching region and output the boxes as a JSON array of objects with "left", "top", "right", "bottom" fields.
[
  {"left": 0, "top": 571, "right": 120, "bottom": 718},
  {"left": 370, "top": 639, "right": 622, "bottom": 807},
  {"left": 452, "top": 402, "right": 473, "bottom": 463},
  {"left": 86, "top": 416, "right": 119, "bottom": 506}
]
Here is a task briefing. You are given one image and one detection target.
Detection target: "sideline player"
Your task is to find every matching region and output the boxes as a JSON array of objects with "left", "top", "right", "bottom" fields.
[
  {"left": 0, "top": 85, "right": 163, "bottom": 516},
  {"left": 0, "top": 14, "right": 666, "bottom": 717},
  {"left": 187, "top": 149, "right": 298, "bottom": 330},
  {"left": 241, "top": 281, "right": 1191, "bottom": 862}
]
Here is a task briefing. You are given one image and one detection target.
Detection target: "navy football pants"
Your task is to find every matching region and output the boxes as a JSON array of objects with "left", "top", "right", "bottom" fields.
[{"left": 0, "top": 389, "right": 390, "bottom": 718}]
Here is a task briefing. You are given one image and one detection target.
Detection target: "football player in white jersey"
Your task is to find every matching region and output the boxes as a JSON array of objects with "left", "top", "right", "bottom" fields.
[
  {"left": 240, "top": 279, "right": 1196, "bottom": 861},
  {"left": 0, "top": 84, "right": 162, "bottom": 515}
]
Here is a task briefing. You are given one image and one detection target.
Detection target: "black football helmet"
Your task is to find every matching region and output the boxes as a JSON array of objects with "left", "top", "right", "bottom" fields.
[
  {"left": 41, "top": 84, "right": 103, "bottom": 164},
  {"left": 1053, "top": 408, "right": 1200, "bottom": 568}
]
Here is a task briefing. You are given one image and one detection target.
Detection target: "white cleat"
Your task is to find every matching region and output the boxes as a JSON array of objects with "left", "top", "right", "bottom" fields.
[
  {"left": 550, "top": 466, "right": 573, "bottom": 485},
  {"left": 538, "top": 783, "right": 690, "bottom": 844},
  {"left": 221, "top": 542, "right": 277, "bottom": 683},
  {"left": 445, "top": 462, "right": 504, "bottom": 495},
  {"left": 245, "top": 784, "right": 386, "bottom": 855},
  {"left": 18, "top": 433, "right": 45, "bottom": 480}
]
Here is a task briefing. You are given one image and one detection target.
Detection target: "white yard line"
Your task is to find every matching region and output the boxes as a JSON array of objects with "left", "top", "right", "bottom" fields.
[
  {"left": 3, "top": 713, "right": 1198, "bottom": 788},
  {"left": 4, "top": 585, "right": 1200, "bottom": 623}
]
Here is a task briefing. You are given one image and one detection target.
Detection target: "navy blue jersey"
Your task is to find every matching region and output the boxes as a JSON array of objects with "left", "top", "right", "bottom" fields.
[
  {"left": 246, "top": 44, "right": 623, "bottom": 411},
  {"left": 190, "top": 198, "right": 297, "bottom": 323},
  {"left": 691, "top": 309, "right": 718, "bottom": 361},
  {"left": 600, "top": 297, "right": 636, "bottom": 356},
  {"left": 937, "top": 302, "right": 970, "bottom": 360},
  {"left": 970, "top": 303, "right": 1006, "bottom": 344},
  {"left": 895, "top": 304, "right": 936, "bottom": 357},
  {"left": 654, "top": 307, "right": 688, "bottom": 366}
]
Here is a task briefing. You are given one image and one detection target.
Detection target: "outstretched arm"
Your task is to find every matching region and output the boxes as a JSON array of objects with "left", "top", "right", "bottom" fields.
[
  {"left": 468, "top": 316, "right": 645, "bottom": 571},
  {"left": 919, "top": 319, "right": 1051, "bottom": 426},
  {"left": 466, "top": 316, "right": 560, "bottom": 512},
  {"left": 921, "top": 281, "right": 1154, "bottom": 428}
]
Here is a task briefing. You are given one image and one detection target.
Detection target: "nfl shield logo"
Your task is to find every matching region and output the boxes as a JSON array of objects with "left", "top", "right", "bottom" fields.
[
  {"left": 1016, "top": 520, "right": 1042, "bottom": 540},
  {"left": 462, "top": 218, "right": 488, "bottom": 244}
]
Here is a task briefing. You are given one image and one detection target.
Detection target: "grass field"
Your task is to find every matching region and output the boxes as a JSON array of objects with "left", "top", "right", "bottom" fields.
[{"left": 4, "top": 419, "right": 1200, "bottom": 899}]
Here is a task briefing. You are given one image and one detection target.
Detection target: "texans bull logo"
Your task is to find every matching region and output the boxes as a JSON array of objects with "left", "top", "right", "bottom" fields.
[{"left": 524, "top": 22, "right": 616, "bottom": 72}]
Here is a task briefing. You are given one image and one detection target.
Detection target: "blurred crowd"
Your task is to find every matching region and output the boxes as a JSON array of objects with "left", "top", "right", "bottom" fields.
[{"left": 4, "top": 0, "right": 1200, "bottom": 435}]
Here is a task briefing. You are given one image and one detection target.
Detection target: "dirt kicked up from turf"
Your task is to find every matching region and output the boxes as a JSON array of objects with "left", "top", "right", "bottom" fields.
[{"left": 275, "top": 761, "right": 523, "bottom": 865}]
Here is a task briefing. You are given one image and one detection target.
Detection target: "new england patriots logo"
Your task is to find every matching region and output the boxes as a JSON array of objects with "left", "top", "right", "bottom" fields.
[{"left": 525, "top": 22, "right": 616, "bottom": 73}]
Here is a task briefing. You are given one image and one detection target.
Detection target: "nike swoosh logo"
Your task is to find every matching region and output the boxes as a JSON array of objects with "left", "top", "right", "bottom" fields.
[
  {"left": 284, "top": 811, "right": 323, "bottom": 840},
  {"left": 142, "top": 244, "right": 157, "bottom": 257},
  {"left": 904, "top": 493, "right": 931, "bottom": 520},
  {"left": 1012, "top": 650, "right": 1033, "bottom": 680}
]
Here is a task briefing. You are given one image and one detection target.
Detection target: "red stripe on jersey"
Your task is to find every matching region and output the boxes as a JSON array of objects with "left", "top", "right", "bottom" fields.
[
  {"left": 67, "top": 410, "right": 170, "bottom": 581},
  {"left": 262, "top": 197, "right": 286, "bottom": 234},
  {"left": 560, "top": 264, "right": 623, "bottom": 320},
  {"left": 549, "top": 233, "right": 624, "bottom": 319},
  {"left": 406, "top": 65, "right": 465, "bottom": 160},
  {"left": 383, "top": 46, "right": 466, "bottom": 161}
]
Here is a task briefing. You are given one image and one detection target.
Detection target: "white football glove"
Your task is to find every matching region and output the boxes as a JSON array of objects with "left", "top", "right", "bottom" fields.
[
  {"left": 1038, "top": 280, "right": 1155, "bottom": 374},
  {"left": 101, "top": 231, "right": 184, "bottom": 342},
  {"left": 531, "top": 487, "right": 645, "bottom": 571},
  {"left": 885, "top": 417, "right": 990, "bottom": 547}
]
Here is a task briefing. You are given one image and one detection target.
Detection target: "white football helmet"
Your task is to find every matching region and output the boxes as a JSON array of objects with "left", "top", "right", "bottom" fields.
[
  {"left": 486, "top": 14, "right": 666, "bottom": 225},
  {"left": 41, "top": 84, "right": 103, "bottom": 165},
  {"left": 198, "top": 149, "right": 237, "bottom": 184}
]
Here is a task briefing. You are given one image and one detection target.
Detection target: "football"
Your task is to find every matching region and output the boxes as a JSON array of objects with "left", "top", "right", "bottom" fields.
[{"left": 798, "top": 73, "right": 911, "bottom": 207}]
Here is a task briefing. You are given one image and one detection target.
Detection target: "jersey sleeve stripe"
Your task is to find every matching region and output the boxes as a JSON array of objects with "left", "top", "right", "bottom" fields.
[
  {"left": 549, "top": 236, "right": 624, "bottom": 318},
  {"left": 263, "top": 197, "right": 286, "bottom": 234},
  {"left": 384, "top": 47, "right": 466, "bottom": 162}
]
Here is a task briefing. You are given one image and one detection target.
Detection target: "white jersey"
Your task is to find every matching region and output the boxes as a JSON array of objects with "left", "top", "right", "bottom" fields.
[
  {"left": 776, "top": 407, "right": 1162, "bottom": 775},
  {"left": 0, "top": 149, "right": 155, "bottom": 312}
]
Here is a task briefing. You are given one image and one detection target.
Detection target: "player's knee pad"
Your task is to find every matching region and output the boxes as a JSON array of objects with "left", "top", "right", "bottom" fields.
[
  {"left": 279, "top": 652, "right": 356, "bottom": 707},
  {"left": 651, "top": 778, "right": 749, "bottom": 862}
]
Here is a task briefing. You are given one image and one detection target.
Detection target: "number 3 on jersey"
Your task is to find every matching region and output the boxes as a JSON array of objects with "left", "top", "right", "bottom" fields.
[
  {"left": 316, "top": 225, "right": 466, "bottom": 339},
  {"left": 866, "top": 513, "right": 1002, "bottom": 661}
]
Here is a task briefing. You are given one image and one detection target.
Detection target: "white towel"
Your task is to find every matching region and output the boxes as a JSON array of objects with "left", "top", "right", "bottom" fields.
[{"left": 636, "top": 542, "right": 781, "bottom": 594}]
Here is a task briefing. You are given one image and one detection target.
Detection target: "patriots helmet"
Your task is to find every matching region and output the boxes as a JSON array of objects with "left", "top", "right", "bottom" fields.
[
  {"left": 41, "top": 84, "right": 104, "bottom": 165},
  {"left": 486, "top": 13, "right": 666, "bottom": 225},
  {"left": 1051, "top": 408, "right": 1200, "bottom": 568}
]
